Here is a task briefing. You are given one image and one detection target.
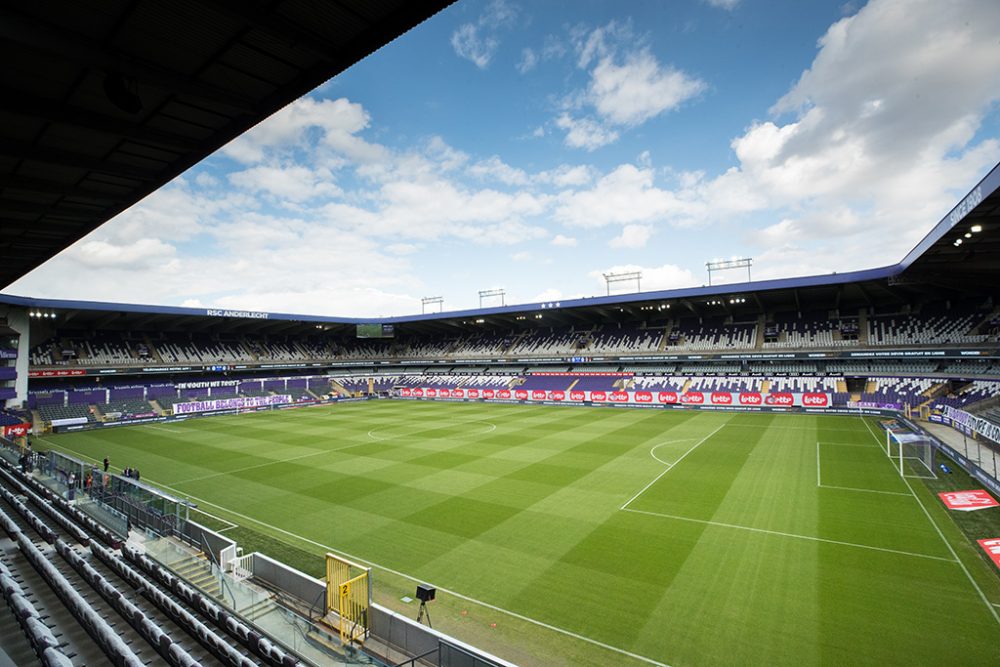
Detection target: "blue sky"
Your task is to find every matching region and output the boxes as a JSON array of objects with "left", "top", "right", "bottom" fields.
[{"left": 9, "top": 0, "right": 1000, "bottom": 317}]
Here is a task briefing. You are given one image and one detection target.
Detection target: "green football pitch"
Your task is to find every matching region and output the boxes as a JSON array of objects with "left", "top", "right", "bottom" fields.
[{"left": 37, "top": 401, "right": 1000, "bottom": 666}]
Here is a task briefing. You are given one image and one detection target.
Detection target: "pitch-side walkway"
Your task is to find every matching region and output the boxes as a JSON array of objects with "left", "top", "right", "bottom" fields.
[{"left": 923, "top": 422, "right": 1000, "bottom": 480}]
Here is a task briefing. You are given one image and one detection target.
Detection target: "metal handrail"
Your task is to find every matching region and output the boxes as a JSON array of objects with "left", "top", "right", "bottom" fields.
[
  {"left": 201, "top": 533, "right": 236, "bottom": 608},
  {"left": 392, "top": 646, "right": 439, "bottom": 667}
]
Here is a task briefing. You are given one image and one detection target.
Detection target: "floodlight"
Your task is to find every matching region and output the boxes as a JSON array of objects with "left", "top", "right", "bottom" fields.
[
  {"left": 965, "top": 232, "right": 972, "bottom": 238},
  {"left": 970, "top": 224, "right": 982, "bottom": 232}
]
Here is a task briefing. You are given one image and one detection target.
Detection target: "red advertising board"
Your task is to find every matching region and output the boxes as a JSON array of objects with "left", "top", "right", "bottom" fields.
[
  {"left": 401, "top": 388, "right": 411, "bottom": 397},
  {"left": 802, "top": 393, "right": 830, "bottom": 407},
  {"left": 658, "top": 391, "right": 679, "bottom": 404},
  {"left": 765, "top": 393, "right": 794, "bottom": 406},
  {"left": 978, "top": 538, "right": 1000, "bottom": 571},
  {"left": 28, "top": 369, "right": 86, "bottom": 378},
  {"left": 401, "top": 388, "right": 832, "bottom": 409},
  {"left": 938, "top": 490, "right": 999, "bottom": 511},
  {"left": 2, "top": 423, "right": 30, "bottom": 438},
  {"left": 711, "top": 392, "right": 733, "bottom": 405}
]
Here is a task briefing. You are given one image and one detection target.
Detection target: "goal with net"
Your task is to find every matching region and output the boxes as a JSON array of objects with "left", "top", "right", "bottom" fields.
[{"left": 885, "top": 429, "right": 937, "bottom": 479}]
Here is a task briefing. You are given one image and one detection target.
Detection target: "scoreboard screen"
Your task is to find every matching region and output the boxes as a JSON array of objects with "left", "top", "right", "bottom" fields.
[{"left": 356, "top": 323, "right": 395, "bottom": 339}]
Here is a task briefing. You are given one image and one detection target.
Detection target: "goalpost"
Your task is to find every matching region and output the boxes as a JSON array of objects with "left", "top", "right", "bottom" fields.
[{"left": 885, "top": 429, "right": 937, "bottom": 479}]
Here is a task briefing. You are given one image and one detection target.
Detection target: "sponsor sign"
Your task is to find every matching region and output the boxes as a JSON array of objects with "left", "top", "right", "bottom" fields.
[
  {"left": 802, "top": 393, "right": 830, "bottom": 407},
  {"left": 978, "top": 538, "right": 1000, "bottom": 571},
  {"left": 765, "top": 393, "right": 794, "bottom": 406},
  {"left": 2, "top": 423, "right": 31, "bottom": 438},
  {"left": 938, "top": 490, "right": 999, "bottom": 512},
  {"left": 710, "top": 392, "right": 732, "bottom": 405},
  {"left": 29, "top": 369, "right": 86, "bottom": 378},
  {"left": 399, "top": 388, "right": 832, "bottom": 409},
  {"left": 173, "top": 395, "right": 292, "bottom": 415}
]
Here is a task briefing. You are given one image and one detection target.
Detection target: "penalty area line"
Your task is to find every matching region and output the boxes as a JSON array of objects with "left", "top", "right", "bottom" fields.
[
  {"left": 621, "top": 508, "right": 957, "bottom": 563},
  {"left": 34, "top": 438, "right": 673, "bottom": 667},
  {"left": 860, "top": 417, "right": 1000, "bottom": 626}
]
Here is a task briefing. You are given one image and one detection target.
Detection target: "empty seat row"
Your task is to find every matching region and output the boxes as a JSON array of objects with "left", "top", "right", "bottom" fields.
[
  {"left": 123, "top": 545, "right": 301, "bottom": 667},
  {"left": 0, "top": 550, "right": 74, "bottom": 667},
  {"left": 0, "top": 509, "right": 144, "bottom": 667}
]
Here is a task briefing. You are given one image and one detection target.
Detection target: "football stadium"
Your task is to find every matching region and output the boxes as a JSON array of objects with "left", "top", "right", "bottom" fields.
[{"left": 1, "top": 2, "right": 1000, "bottom": 667}]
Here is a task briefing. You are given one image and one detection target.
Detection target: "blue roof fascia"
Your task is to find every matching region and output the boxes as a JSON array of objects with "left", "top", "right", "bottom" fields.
[{"left": 898, "top": 161, "right": 1000, "bottom": 270}]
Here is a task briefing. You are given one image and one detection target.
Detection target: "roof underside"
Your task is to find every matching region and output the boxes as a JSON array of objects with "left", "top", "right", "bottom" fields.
[{"left": 0, "top": 0, "right": 453, "bottom": 289}]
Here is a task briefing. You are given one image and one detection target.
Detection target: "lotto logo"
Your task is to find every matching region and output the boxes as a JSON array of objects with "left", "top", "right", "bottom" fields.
[
  {"left": 939, "top": 490, "right": 999, "bottom": 511},
  {"left": 978, "top": 538, "right": 1000, "bottom": 570},
  {"left": 710, "top": 392, "right": 733, "bottom": 405},
  {"left": 739, "top": 393, "right": 762, "bottom": 405},
  {"left": 802, "top": 393, "right": 829, "bottom": 406}
]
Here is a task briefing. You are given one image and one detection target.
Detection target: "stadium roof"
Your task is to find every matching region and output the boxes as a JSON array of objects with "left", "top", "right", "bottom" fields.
[{"left": 0, "top": 0, "right": 453, "bottom": 290}]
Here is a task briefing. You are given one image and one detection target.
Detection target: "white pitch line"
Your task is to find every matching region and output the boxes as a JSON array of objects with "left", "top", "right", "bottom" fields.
[
  {"left": 648, "top": 439, "right": 700, "bottom": 466},
  {"left": 35, "top": 439, "right": 673, "bottom": 667},
  {"left": 818, "top": 484, "right": 911, "bottom": 497},
  {"left": 816, "top": 441, "right": 822, "bottom": 487},
  {"left": 621, "top": 507, "right": 957, "bottom": 563},
  {"left": 860, "top": 417, "right": 1000, "bottom": 626},
  {"left": 621, "top": 423, "right": 727, "bottom": 511}
]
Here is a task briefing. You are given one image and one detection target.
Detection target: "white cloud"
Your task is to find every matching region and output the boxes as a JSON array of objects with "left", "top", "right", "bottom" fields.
[
  {"left": 609, "top": 224, "right": 653, "bottom": 249},
  {"left": 555, "top": 114, "right": 619, "bottom": 150},
  {"left": 511, "top": 251, "right": 533, "bottom": 262},
  {"left": 702, "top": 0, "right": 740, "bottom": 10},
  {"left": 551, "top": 234, "right": 578, "bottom": 247},
  {"left": 554, "top": 164, "right": 693, "bottom": 227},
  {"left": 517, "top": 47, "right": 538, "bottom": 73},
  {"left": 451, "top": 0, "right": 519, "bottom": 69},
  {"left": 469, "top": 156, "right": 530, "bottom": 185},
  {"left": 533, "top": 288, "right": 563, "bottom": 302},
  {"left": 228, "top": 164, "right": 341, "bottom": 202},
  {"left": 589, "top": 263, "right": 698, "bottom": 292},
  {"left": 556, "top": 22, "right": 706, "bottom": 149},
  {"left": 589, "top": 50, "right": 706, "bottom": 126},
  {"left": 71, "top": 238, "right": 177, "bottom": 270},
  {"left": 222, "top": 97, "right": 385, "bottom": 165}
]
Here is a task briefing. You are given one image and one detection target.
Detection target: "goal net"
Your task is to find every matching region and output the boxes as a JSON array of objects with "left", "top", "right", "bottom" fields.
[{"left": 885, "top": 429, "right": 936, "bottom": 479}]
